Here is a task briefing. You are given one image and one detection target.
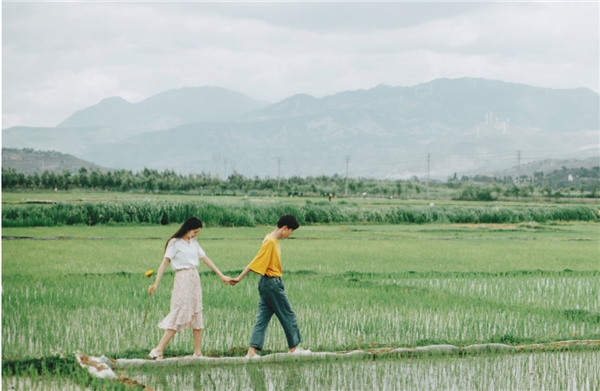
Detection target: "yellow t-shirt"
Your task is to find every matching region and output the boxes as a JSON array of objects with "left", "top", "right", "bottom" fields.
[{"left": 247, "top": 234, "right": 282, "bottom": 277}]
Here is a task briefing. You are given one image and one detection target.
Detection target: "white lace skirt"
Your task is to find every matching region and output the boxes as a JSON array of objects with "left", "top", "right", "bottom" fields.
[{"left": 158, "top": 268, "right": 204, "bottom": 331}]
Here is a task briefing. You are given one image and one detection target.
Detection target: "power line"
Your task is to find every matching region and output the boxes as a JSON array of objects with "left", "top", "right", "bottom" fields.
[
  {"left": 277, "top": 157, "right": 281, "bottom": 188},
  {"left": 426, "top": 153, "right": 431, "bottom": 198},
  {"left": 169, "top": 149, "right": 592, "bottom": 180},
  {"left": 213, "top": 154, "right": 220, "bottom": 179},
  {"left": 345, "top": 156, "right": 350, "bottom": 195},
  {"left": 517, "top": 150, "right": 522, "bottom": 185}
]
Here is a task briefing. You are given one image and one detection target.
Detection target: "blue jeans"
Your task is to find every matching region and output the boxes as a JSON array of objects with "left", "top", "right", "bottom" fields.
[{"left": 249, "top": 276, "right": 302, "bottom": 350}]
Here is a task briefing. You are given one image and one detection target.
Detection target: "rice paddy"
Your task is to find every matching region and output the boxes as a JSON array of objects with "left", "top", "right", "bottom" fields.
[
  {"left": 2, "top": 218, "right": 599, "bottom": 389},
  {"left": 122, "top": 351, "right": 600, "bottom": 391}
]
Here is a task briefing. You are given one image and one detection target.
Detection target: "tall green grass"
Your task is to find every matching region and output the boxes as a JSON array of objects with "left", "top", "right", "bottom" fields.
[
  {"left": 3, "top": 201, "right": 598, "bottom": 227},
  {"left": 3, "top": 272, "right": 599, "bottom": 359}
]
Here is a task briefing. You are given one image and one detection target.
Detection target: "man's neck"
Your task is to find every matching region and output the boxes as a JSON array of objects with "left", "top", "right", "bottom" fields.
[{"left": 270, "top": 227, "right": 284, "bottom": 240}]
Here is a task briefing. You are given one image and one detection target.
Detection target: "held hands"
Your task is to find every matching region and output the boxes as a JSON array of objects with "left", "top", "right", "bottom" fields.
[
  {"left": 220, "top": 275, "right": 232, "bottom": 285},
  {"left": 229, "top": 276, "right": 241, "bottom": 286}
]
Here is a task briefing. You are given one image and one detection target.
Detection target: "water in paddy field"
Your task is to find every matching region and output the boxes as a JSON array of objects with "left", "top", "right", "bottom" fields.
[
  {"left": 123, "top": 351, "right": 599, "bottom": 391},
  {"left": 2, "top": 376, "right": 91, "bottom": 390}
]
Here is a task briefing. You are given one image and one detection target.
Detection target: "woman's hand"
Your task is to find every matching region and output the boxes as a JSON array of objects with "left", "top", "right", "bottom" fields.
[
  {"left": 220, "top": 275, "right": 232, "bottom": 284},
  {"left": 148, "top": 284, "right": 158, "bottom": 295},
  {"left": 229, "top": 277, "right": 241, "bottom": 286}
]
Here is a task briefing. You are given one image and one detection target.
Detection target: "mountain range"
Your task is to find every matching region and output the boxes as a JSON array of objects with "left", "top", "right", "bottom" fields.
[
  {"left": 3, "top": 78, "right": 598, "bottom": 179},
  {"left": 57, "top": 86, "right": 270, "bottom": 131}
]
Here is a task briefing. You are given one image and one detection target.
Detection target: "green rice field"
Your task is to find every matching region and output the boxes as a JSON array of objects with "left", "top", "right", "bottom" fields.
[
  {"left": 2, "top": 215, "right": 599, "bottom": 389},
  {"left": 122, "top": 351, "right": 599, "bottom": 391}
]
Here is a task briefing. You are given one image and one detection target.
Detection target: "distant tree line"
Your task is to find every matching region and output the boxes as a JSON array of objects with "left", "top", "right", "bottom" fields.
[
  {"left": 1, "top": 167, "right": 428, "bottom": 197},
  {"left": 2, "top": 165, "right": 599, "bottom": 200},
  {"left": 448, "top": 166, "right": 599, "bottom": 201}
]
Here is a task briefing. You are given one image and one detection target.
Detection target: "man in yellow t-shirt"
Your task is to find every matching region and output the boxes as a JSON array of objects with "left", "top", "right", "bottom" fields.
[{"left": 231, "top": 214, "right": 311, "bottom": 358}]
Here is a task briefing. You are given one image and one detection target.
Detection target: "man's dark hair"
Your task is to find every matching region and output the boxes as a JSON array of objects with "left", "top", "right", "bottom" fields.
[{"left": 277, "top": 214, "right": 300, "bottom": 230}]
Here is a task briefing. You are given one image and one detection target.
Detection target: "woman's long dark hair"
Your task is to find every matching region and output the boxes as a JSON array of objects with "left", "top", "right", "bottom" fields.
[{"left": 164, "top": 216, "right": 203, "bottom": 252}]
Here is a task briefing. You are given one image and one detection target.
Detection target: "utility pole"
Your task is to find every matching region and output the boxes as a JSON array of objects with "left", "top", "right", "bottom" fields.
[
  {"left": 426, "top": 153, "right": 431, "bottom": 199},
  {"left": 517, "top": 151, "right": 522, "bottom": 185},
  {"left": 277, "top": 158, "right": 281, "bottom": 189},
  {"left": 213, "top": 154, "right": 220, "bottom": 179},
  {"left": 345, "top": 156, "right": 350, "bottom": 196}
]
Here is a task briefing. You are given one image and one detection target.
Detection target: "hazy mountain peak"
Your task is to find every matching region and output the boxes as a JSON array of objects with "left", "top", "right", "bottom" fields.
[
  {"left": 56, "top": 86, "right": 270, "bottom": 130},
  {"left": 143, "top": 85, "right": 245, "bottom": 101},
  {"left": 56, "top": 96, "right": 132, "bottom": 128},
  {"left": 98, "top": 96, "right": 131, "bottom": 104}
]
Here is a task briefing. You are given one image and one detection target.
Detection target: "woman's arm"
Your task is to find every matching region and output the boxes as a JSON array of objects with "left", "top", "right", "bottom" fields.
[
  {"left": 230, "top": 266, "right": 253, "bottom": 285},
  {"left": 201, "top": 256, "right": 231, "bottom": 284},
  {"left": 148, "top": 257, "right": 170, "bottom": 295}
]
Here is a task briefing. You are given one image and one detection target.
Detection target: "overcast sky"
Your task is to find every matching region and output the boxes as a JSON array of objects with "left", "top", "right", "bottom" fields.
[{"left": 2, "top": 2, "right": 599, "bottom": 128}]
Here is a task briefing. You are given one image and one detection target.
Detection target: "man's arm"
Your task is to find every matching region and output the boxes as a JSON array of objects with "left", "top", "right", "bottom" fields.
[
  {"left": 230, "top": 266, "right": 253, "bottom": 285},
  {"left": 230, "top": 239, "right": 273, "bottom": 286}
]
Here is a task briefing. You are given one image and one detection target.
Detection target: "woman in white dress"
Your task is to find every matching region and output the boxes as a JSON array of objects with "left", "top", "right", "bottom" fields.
[{"left": 148, "top": 216, "right": 231, "bottom": 359}]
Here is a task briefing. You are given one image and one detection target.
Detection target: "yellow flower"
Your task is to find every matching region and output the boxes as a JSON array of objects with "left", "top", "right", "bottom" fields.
[{"left": 145, "top": 270, "right": 154, "bottom": 277}]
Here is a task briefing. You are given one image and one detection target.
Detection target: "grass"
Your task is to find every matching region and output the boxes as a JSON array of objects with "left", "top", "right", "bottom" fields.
[
  {"left": 3, "top": 271, "right": 599, "bottom": 360},
  {"left": 3, "top": 190, "right": 599, "bottom": 207},
  {"left": 2, "top": 221, "right": 598, "bottom": 389},
  {"left": 2, "top": 223, "right": 599, "bottom": 276},
  {"left": 3, "top": 219, "right": 598, "bottom": 239},
  {"left": 3, "top": 196, "right": 598, "bottom": 228}
]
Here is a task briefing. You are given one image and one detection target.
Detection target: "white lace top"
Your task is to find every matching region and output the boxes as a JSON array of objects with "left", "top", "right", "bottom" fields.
[{"left": 164, "top": 238, "right": 206, "bottom": 270}]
